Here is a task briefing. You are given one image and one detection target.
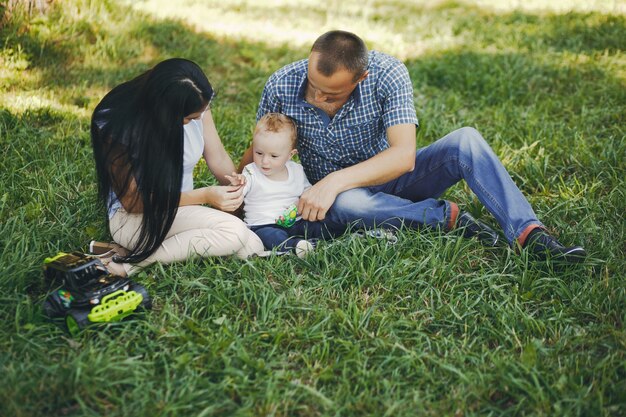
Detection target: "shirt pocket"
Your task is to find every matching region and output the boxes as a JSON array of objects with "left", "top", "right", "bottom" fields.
[
  {"left": 284, "top": 106, "right": 322, "bottom": 142},
  {"left": 337, "top": 115, "right": 388, "bottom": 164}
]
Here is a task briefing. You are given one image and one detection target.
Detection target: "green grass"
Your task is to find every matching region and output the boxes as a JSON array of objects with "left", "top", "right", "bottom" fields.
[{"left": 1, "top": 0, "right": 624, "bottom": 416}]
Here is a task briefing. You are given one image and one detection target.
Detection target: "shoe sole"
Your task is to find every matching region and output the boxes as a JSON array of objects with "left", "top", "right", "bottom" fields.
[{"left": 532, "top": 247, "right": 587, "bottom": 264}]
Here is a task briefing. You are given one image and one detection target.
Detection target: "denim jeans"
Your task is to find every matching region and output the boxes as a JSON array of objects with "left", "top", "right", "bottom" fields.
[
  {"left": 251, "top": 218, "right": 346, "bottom": 251},
  {"left": 326, "top": 127, "right": 542, "bottom": 244}
]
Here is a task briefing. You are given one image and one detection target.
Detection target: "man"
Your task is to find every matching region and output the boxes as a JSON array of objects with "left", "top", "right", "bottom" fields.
[{"left": 242, "top": 30, "right": 586, "bottom": 263}]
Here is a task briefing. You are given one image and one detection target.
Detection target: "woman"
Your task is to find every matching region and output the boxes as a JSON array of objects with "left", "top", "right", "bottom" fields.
[{"left": 91, "top": 58, "right": 263, "bottom": 276}]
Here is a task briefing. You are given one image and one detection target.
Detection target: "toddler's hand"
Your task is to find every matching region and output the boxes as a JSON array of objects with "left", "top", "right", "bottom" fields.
[{"left": 225, "top": 172, "right": 246, "bottom": 188}]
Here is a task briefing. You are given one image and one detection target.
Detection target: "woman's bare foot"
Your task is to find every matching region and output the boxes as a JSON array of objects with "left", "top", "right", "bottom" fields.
[{"left": 100, "top": 257, "right": 128, "bottom": 277}]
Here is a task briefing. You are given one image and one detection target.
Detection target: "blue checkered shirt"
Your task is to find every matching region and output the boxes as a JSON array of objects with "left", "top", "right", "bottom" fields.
[{"left": 257, "top": 51, "right": 419, "bottom": 184}]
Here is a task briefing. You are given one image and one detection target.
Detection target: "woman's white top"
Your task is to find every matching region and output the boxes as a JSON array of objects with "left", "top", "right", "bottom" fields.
[
  {"left": 241, "top": 161, "right": 311, "bottom": 226},
  {"left": 107, "top": 118, "right": 204, "bottom": 218}
]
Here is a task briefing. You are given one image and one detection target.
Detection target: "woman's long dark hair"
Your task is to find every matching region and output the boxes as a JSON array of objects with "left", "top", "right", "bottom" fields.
[{"left": 91, "top": 58, "right": 214, "bottom": 263}]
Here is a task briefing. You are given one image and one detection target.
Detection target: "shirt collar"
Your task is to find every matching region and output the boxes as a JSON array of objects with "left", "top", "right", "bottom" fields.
[
  {"left": 296, "top": 73, "right": 309, "bottom": 107},
  {"left": 352, "top": 82, "right": 362, "bottom": 106}
]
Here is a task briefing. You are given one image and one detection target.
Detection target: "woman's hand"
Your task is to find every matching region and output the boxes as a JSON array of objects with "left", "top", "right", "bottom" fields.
[{"left": 203, "top": 185, "right": 244, "bottom": 212}]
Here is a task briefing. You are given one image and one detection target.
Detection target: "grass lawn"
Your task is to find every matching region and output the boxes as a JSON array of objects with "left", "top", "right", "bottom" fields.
[{"left": 1, "top": 0, "right": 624, "bottom": 416}]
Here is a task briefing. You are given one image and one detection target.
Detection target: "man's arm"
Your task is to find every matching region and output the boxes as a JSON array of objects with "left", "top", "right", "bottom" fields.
[{"left": 297, "top": 123, "right": 416, "bottom": 221}]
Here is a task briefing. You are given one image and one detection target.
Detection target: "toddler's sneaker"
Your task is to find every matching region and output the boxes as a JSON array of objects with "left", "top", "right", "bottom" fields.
[{"left": 294, "top": 240, "right": 315, "bottom": 258}]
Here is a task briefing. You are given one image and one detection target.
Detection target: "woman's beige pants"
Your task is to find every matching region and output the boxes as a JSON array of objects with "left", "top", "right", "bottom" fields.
[{"left": 109, "top": 205, "right": 263, "bottom": 275}]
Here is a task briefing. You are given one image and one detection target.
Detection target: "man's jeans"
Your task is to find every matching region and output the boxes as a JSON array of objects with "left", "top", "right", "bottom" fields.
[
  {"left": 326, "top": 127, "right": 542, "bottom": 244},
  {"left": 251, "top": 219, "right": 346, "bottom": 251}
]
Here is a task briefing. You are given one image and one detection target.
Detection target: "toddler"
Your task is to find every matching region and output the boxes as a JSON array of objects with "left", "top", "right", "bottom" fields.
[{"left": 228, "top": 113, "right": 344, "bottom": 256}]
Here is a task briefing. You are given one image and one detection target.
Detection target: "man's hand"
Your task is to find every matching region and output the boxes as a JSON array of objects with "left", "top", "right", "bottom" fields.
[
  {"left": 297, "top": 178, "right": 341, "bottom": 221},
  {"left": 204, "top": 185, "right": 244, "bottom": 212}
]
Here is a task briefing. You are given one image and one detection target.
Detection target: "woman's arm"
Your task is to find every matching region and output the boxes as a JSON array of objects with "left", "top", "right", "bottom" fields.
[
  {"left": 201, "top": 108, "right": 237, "bottom": 184},
  {"left": 108, "top": 116, "right": 244, "bottom": 213},
  {"left": 114, "top": 175, "right": 244, "bottom": 213},
  {"left": 175, "top": 108, "right": 244, "bottom": 212},
  {"left": 107, "top": 144, "right": 143, "bottom": 213}
]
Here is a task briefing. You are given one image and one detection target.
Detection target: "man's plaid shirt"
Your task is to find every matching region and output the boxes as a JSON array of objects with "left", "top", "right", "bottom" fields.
[{"left": 256, "top": 51, "right": 419, "bottom": 184}]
